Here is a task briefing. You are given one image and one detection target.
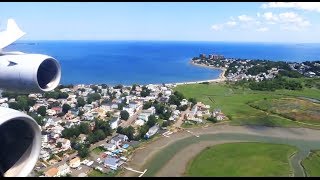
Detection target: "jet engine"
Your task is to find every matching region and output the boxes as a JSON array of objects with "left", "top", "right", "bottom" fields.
[
  {"left": 0, "top": 19, "right": 61, "bottom": 177},
  {"left": 0, "top": 107, "right": 41, "bottom": 177},
  {"left": 0, "top": 53, "right": 61, "bottom": 93}
]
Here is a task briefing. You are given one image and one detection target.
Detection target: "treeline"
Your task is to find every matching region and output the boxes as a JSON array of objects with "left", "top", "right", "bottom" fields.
[
  {"left": 62, "top": 119, "right": 113, "bottom": 144},
  {"left": 248, "top": 77, "right": 303, "bottom": 91}
]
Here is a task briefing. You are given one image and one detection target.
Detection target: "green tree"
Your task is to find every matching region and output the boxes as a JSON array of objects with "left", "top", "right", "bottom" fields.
[
  {"left": 57, "top": 142, "right": 62, "bottom": 148},
  {"left": 94, "top": 129, "right": 106, "bottom": 140},
  {"left": 120, "top": 110, "right": 130, "bottom": 120},
  {"left": 77, "top": 97, "right": 86, "bottom": 107},
  {"left": 122, "top": 126, "right": 135, "bottom": 140},
  {"left": 8, "top": 102, "right": 20, "bottom": 110},
  {"left": 78, "top": 145, "right": 89, "bottom": 158},
  {"left": 62, "top": 104, "right": 71, "bottom": 114},
  {"left": 16, "top": 95, "right": 29, "bottom": 111},
  {"left": 79, "top": 123, "right": 90, "bottom": 134},
  {"left": 37, "top": 106, "right": 47, "bottom": 117},
  {"left": 147, "top": 115, "right": 157, "bottom": 127}
]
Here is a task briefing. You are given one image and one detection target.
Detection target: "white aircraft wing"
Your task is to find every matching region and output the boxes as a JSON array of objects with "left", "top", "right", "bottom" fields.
[{"left": 0, "top": 19, "right": 26, "bottom": 50}]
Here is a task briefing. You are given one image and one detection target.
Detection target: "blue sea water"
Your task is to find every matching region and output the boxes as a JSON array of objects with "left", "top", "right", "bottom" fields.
[{"left": 5, "top": 41, "right": 320, "bottom": 85}]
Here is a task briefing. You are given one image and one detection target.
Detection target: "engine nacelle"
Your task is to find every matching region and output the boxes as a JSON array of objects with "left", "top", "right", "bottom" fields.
[
  {"left": 0, "top": 107, "right": 41, "bottom": 177},
  {"left": 0, "top": 53, "right": 61, "bottom": 93}
]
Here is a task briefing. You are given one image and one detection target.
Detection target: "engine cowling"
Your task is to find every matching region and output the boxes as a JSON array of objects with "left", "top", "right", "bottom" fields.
[
  {"left": 0, "top": 107, "right": 41, "bottom": 177},
  {"left": 0, "top": 53, "right": 61, "bottom": 93}
]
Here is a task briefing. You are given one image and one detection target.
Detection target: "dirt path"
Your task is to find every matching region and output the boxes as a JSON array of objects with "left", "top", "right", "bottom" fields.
[{"left": 120, "top": 124, "right": 320, "bottom": 177}]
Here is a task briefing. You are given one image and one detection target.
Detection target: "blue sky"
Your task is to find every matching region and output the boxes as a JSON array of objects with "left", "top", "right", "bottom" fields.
[{"left": 0, "top": 2, "right": 319, "bottom": 42}]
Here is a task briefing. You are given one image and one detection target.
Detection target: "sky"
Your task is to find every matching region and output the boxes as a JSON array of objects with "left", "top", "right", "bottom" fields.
[{"left": 0, "top": 2, "right": 320, "bottom": 43}]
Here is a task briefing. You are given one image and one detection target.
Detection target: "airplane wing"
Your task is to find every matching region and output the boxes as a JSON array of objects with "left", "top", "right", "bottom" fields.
[{"left": 0, "top": 19, "right": 26, "bottom": 50}]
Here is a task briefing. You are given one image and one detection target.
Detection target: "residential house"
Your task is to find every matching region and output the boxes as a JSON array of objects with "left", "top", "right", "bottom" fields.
[
  {"left": 78, "top": 134, "right": 87, "bottom": 143},
  {"left": 138, "top": 113, "right": 150, "bottom": 122},
  {"left": 111, "top": 134, "right": 129, "bottom": 146},
  {"left": 104, "top": 143, "right": 116, "bottom": 151},
  {"left": 56, "top": 138, "right": 71, "bottom": 151},
  {"left": 109, "top": 116, "right": 120, "bottom": 130},
  {"left": 39, "top": 150, "right": 50, "bottom": 161},
  {"left": 57, "top": 164, "right": 70, "bottom": 177},
  {"left": 69, "top": 157, "right": 81, "bottom": 169},
  {"left": 145, "top": 124, "right": 160, "bottom": 139},
  {"left": 0, "top": 103, "right": 9, "bottom": 108},
  {"left": 104, "top": 157, "right": 120, "bottom": 170},
  {"left": 46, "top": 109, "right": 57, "bottom": 116}
]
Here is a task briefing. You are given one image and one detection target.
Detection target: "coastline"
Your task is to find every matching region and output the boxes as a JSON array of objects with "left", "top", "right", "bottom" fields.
[{"left": 165, "top": 60, "right": 226, "bottom": 86}]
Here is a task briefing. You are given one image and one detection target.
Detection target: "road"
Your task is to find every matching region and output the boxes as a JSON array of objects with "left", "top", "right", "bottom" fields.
[
  {"left": 41, "top": 152, "right": 78, "bottom": 172},
  {"left": 173, "top": 108, "right": 190, "bottom": 128},
  {"left": 121, "top": 124, "right": 320, "bottom": 177},
  {"left": 120, "top": 106, "right": 143, "bottom": 128}
]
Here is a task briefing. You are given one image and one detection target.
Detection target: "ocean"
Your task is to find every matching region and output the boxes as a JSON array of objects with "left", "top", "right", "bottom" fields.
[{"left": 5, "top": 41, "right": 320, "bottom": 85}]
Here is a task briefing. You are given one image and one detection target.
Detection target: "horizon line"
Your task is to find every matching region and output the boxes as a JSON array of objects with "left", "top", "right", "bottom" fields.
[{"left": 16, "top": 39, "right": 320, "bottom": 44}]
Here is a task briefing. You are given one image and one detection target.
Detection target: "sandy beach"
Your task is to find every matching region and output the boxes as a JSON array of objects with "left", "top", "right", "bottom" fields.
[{"left": 165, "top": 60, "right": 226, "bottom": 86}]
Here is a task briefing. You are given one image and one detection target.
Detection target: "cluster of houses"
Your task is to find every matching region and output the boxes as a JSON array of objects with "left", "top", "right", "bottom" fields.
[
  {"left": 1, "top": 80, "right": 228, "bottom": 177},
  {"left": 42, "top": 133, "right": 131, "bottom": 177}
]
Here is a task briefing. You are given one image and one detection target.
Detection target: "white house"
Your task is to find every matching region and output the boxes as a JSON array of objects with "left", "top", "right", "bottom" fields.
[
  {"left": 39, "top": 150, "right": 50, "bottom": 161},
  {"left": 57, "top": 164, "right": 71, "bottom": 176},
  {"left": 56, "top": 138, "right": 71, "bottom": 151},
  {"left": 111, "top": 134, "right": 128, "bottom": 146},
  {"left": 109, "top": 116, "right": 120, "bottom": 130},
  {"left": 104, "top": 143, "right": 116, "bottom": 151}
]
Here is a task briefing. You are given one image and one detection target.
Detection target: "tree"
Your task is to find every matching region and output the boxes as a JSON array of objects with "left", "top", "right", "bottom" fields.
[
  {"left": 78, "top": 145, "right": 89, "bottom": 158},
  {"left": 207, "top": 117, "right": 217, "bottom": 123},
  {"left": 94, "top": 129, "right": 106, "bottom": 140},
  {"left": 37, "top": 106, "right": 47, "bottom": 117},
  {"left": 8, "top": 102, "right": 20, "bottom": 110},
  {"left": 143, "top": 101, "right": 152, "bottom": 109},
  {"left": 78, "top": 110, "right": 84, "bottom": 117},
  {"left": 77, "top": 97, "right": 86, "bottom": 107},
  {"left": 116, "top": 126, "right": 124, "bottom": 134},
  {"left": 122, "top": 126, "right": 135, "bottom": 140},
  {"left": 79, "top": 123, "right": 90, "bottom": 134},
  {"left": 57, "top": 142, "right": 62, "bottom": 148},
  {"left": 16, "top": 95, "right": 29, "bottom": 111},
  {"left": 158, "top": 92, "right": 163, "bottom": 98},
  {"left": 147, "top": 115, "right": 157, "bottom": 127},
  {"left": 168, "top": 95, "right": 180, "bottom": 106},
  {"left": 32, "top": 115, "right": 45, "bottom": 126},
  {"left": 62, "top": 104, "right": 71, "bottom": 114},
  {"left": 188, "top": 98, "right": 197, "bottom": 107},
  {"left": 91, "top": 85, "right": 99, "bottom": 92},
  {"left": 120, "top": 110, "right": 130, "bottom": 120}
]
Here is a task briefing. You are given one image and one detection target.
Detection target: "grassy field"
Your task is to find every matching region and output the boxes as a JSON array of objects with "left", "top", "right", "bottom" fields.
[
  {"left": 174, "top": 83, "right": 320, "bottom": 127},
  {"left": 185, "top": 142, "right": 297, "bottom": 177},
  {"left": 301, "top": 150, "right": 320, "bottom": 177},
  {"left": 92, "top": 146, "right": 106, "bottom": 155},
  {"left": 249, "top": 97, "right": 320, "bottom": 125}
]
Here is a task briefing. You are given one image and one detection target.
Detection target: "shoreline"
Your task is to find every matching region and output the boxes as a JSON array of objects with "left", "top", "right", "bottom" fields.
[
  {"left": 165, "top": 60, "right": 226, "bottom": 86},
  {"left": 66, "top": 60, "right": 227, "bottom": 87}
]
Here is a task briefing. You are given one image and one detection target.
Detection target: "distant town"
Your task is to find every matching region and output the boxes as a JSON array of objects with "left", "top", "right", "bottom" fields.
[
  {"left": 0, "top": 82, "right": 226, "bottom": 177},
  {"left": 192, "top": 53, "right": 320, "bottom": 82}
]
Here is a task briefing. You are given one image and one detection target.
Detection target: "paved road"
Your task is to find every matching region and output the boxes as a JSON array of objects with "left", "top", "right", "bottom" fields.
[
  {"left": 120, "top": 106, "right": 143, "bottom": 128},
  {"left": 121, "top": 124, "right": 320, "bottom": 177},
  {"left": 41, "top": 152, "right": 78, "bottom": 172},
  {"left": 173, "top": 108, "right": 190, "bottom": 128}
]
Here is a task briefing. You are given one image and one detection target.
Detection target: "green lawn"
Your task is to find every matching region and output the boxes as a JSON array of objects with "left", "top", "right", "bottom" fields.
[
  {"left": 88, "top": 169, "right": 106, "bottom": 177},
  {"left": 185, "top": 142, "right": 297, "bottom": 177},
  {"left": 92, "top": 146, "right": 106, "bottom": 155},
  {"left": 301, "top": 150, "right": 320, "bottom": 177},
  {"left": 174, "top": 83, "right": 320, "bottom": 127}
]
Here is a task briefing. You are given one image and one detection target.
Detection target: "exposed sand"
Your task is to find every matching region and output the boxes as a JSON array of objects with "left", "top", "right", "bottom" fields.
[{"left": 163, "top": 60, "right": 227, "bottom": 86}]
